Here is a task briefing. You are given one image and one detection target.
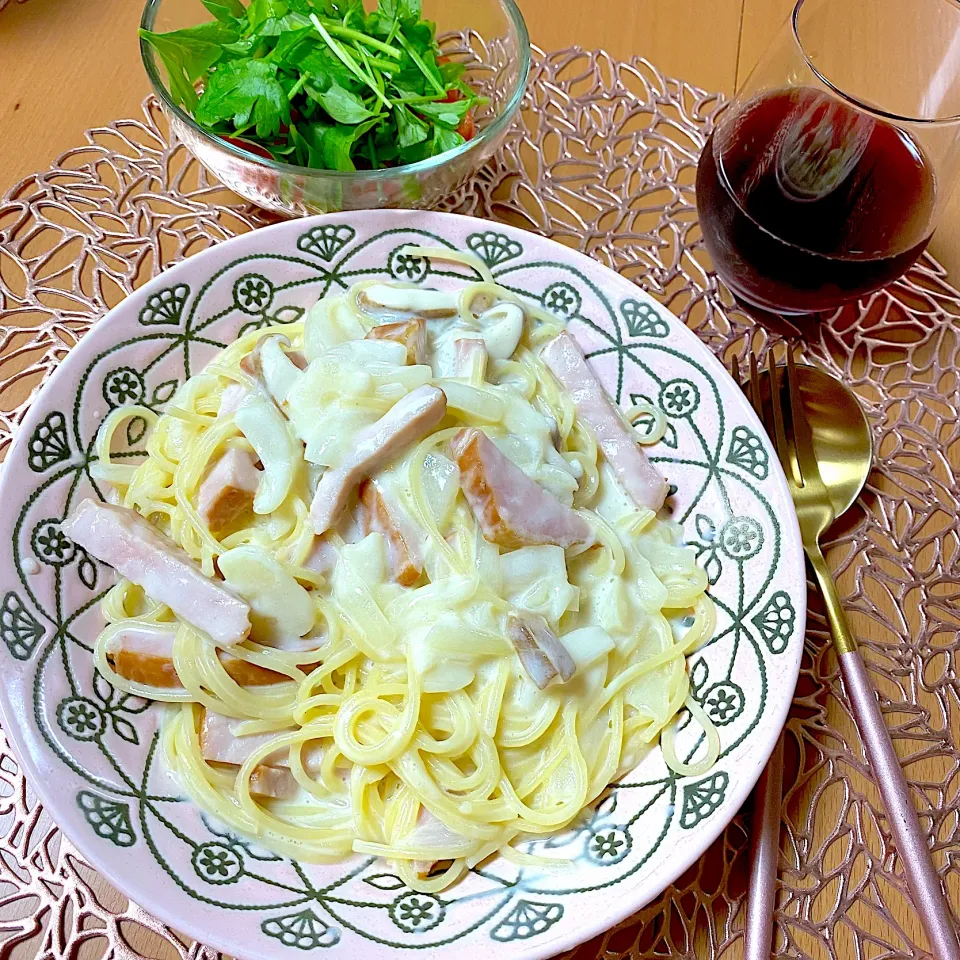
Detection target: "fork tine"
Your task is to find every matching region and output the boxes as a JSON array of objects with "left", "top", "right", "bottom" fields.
[
  {"left": 766, "top": 351, "right": 791, "bottom": 475},
  {"left": 747, "top": 351, "right": 763, "bottom": 421},
  {"left": 786, "top": 351, "right": 823, "bottom": 488},
  {"left": 734, "top": 349, "right": 781, "bottom": 465},
  {"left": 731, "top": 351, "right": 766, "bottom": 432},
  {"left": 747, "top": 350, "right": 778, "bottom": 445}
]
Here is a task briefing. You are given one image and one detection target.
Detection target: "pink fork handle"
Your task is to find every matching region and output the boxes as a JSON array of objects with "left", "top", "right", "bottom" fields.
[
  {"left": 839, "top": 650, "right": 960, "bottom": 960},
  {"left": 744, "top": 734, "right": 784, "bottom": 960}
]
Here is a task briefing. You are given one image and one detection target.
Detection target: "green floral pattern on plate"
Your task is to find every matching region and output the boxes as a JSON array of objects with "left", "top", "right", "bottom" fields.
[
  {"left": 0, "top": 212, "right": 804, "bottom": 960},
  {"left": 28, "top": 412, "right": 71, "bottom": 472}
]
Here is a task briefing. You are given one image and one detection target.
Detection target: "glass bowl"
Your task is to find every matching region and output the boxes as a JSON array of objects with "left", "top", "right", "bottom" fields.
[{"left": 139, "top": 0, "right": 530, "bottom": 215}]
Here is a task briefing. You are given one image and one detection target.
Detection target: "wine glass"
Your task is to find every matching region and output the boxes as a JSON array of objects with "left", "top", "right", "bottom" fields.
[{"left": 696, "top": 0, "right": 960, "bottom": 315}]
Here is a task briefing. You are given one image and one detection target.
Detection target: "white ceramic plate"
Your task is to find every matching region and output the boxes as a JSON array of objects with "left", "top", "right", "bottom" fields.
[{"left": 0, "top": 211, "right": 804, "bottom": 959}]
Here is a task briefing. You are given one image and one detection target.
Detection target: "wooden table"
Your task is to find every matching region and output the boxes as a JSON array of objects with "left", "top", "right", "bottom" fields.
[
  {"left": 0, "top": 2, "right": 957, "bottom": 958},
  {"left": 4, "top": 0, "right": 960, "bottom": 276}
]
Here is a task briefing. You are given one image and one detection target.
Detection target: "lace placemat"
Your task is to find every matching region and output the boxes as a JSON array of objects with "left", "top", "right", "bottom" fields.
[{"left": 0, "top": 45, "right": 957, "bottom": 960}]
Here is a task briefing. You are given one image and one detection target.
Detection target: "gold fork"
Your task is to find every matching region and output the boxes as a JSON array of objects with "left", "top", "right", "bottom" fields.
[
  {"left": 731, "top": 352, "right": 784, "bottom": 960},
  {"left": 735, "top": 350, "right": 960, "bottom": 960}
]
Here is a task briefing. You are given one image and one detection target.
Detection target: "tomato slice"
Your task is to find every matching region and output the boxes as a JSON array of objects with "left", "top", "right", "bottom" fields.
[
  {"left": 457, "top": 111, "right": 476, "bottom": 141},
  {"left": 221, "top": 136, "right": 274, "bottom": 162}
]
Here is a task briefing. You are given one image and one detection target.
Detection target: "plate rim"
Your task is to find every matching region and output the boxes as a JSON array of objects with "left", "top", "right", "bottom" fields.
[{"left": 0, "top": 209, "right": 805, "bottom": 960}]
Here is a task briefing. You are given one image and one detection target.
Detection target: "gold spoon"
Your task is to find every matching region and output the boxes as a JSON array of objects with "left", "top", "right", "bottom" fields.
[
  {"left": 770, "top": 362, "right": 872, "bottom": 517},
  {"left": 739, "top": 356, "right": 960, "bottom": 960}
]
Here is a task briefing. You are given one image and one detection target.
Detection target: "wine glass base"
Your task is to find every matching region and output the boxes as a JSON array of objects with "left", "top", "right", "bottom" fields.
[{"left": 730, "top": 295, "right": 812, "bottom": 338}]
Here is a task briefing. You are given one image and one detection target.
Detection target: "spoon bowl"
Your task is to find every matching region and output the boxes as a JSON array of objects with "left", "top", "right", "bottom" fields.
[{"left": 753, "top": 363, "right": 872, "bottom": 519}]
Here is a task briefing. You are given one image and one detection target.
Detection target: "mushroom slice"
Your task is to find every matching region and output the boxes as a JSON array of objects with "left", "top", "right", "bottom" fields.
[{"left": 506, "top": 613, "right": 576, "bottom": 689}]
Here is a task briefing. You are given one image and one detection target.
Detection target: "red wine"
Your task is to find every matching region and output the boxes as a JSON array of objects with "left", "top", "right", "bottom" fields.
[{"left": 696, "top": 87, "right": 936, "bottom": 314}]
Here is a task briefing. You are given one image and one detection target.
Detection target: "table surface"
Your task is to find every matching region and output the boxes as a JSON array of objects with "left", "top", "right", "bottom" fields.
[{"left": 1, "top": 2, "right": 958, "bottom": 958}]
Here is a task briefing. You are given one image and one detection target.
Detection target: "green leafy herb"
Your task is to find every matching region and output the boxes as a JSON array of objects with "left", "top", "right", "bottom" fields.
[
  {"left": 202, "top": 0, "right": 246, "bottom": 22},
  {"left": 322, "top": 118, "right": 381, "bottom": 169},
  {"left": 139, "top": 0, "right": 487, "bottom": 172},
  {"left": 317, "top": 81, "right": 377, "bottom": 124},
  {"left": 194, "top": 58, "right": 289, "bottom": 137},
  {"left": 247, "top": 0, "right": 290, "bottom": 31},
  {"left": 393, "top": 103, "right": 428, "bottom": 148},
  {"left": 141, "top": 23, "right": 237, "bottom": 109},
  {"left": 415, "top": 97, "right": 471, "bottom": 128}
]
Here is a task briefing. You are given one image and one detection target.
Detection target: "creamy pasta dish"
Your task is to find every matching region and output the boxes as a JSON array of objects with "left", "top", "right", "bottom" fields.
[{"left": 64, "top": 248, "right": 716, "bottom": 892}]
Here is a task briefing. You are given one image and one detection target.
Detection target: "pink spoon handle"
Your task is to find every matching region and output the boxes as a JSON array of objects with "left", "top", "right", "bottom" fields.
[{"left": 839, "top": 649, "right": 960, "bottom": 960}]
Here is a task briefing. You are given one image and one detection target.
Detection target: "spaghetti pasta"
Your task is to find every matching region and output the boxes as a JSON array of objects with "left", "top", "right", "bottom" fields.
[{"left": 85, "top": 252, "right": 716, "bottom": 890}]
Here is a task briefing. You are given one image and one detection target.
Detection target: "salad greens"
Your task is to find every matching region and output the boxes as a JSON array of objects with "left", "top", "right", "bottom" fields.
[{"left": 140, "top": 0, "right": 483, "bottom": 171}]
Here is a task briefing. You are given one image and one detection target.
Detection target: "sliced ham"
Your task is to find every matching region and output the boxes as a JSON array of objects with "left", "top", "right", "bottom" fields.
[
  {"left": 218, "top": 383, "right": 248, "bottom": 417},
  {"left": 200, "top": 710, "right": 323, "bottom": 774},
  {"left": 451, "top": 428, "right": 593, "bottom": 550},
  {"left": 197, "top": 448, "right": 261, "bottom": 535},
  {"left": 199, "top": 706, "right": 313, "bottom": 801},
  {"left": 454, "top": 337, "right": 488, "bottom": 381},
  {"left": 359, "top": 479, "right": 421, "bottom": 587},
  {"left": 304, "top": 535, "right": 338, "bottom": 576},
  {"left": 365, "top": 318, "right": 427, "bottom": 365},
  {"left": 541, "top": 332, "right": 668, "bottom": 512},
  {"left": 62, "top": 499, "right": 250, "bottom": 646},
  {"left": 103, "top": 623, "right": 290, "bottom": 688},
  {"left": 107, "top": 624, "right": 180, "bottom": 688},
  {"left": 201, "top": 710, "right": 290, "bottom": 768},
  {"left": 310, "top": 385, "right": 447, "bottom": 534},
  {"left": 248, "top": 765, "right": 298, "bottom": 800},
  {"left": 506, "top": 613, "right": 576, "bottom": 689}
]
